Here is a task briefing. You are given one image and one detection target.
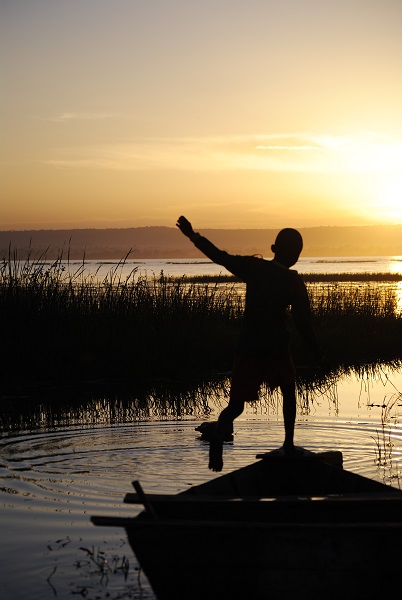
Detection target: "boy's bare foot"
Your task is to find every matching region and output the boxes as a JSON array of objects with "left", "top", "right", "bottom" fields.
[
  {"left": 199, "top": 421, "right": 233, "bottom": 471},
  {"left": 195, "top": 421, "right": 233, "bottom": 442},
  {"left": 267, "top": 445, "right": 314, "bottom": 458}
]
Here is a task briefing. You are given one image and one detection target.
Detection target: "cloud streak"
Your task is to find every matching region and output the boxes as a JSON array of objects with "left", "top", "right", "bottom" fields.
[
  {"left": 38, "top": 112, "right": 121, "bottom": 122},
  {"left": 255, "top": 145, "right": 319, "bottom": 151},
  {"left": 42, "top": 132, "right": 402, "bottom": 175}
]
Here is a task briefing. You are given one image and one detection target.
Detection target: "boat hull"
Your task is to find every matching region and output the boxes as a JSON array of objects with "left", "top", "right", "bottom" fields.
[
  {"left": 92, "top": 453, "right": 402, "bottom": 599},
  {"left": 126, "top": 518, "right": 402, "bottom": 600}
]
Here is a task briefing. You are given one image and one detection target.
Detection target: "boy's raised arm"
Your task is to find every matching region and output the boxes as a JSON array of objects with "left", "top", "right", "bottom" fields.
[{"left": 176, "top": 216, "right": 252, "bottom": 282}]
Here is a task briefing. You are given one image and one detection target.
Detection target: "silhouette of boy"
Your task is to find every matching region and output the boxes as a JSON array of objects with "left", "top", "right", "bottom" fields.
[{"left": 176, "top": 216, "right": 325, "bottom": 471}]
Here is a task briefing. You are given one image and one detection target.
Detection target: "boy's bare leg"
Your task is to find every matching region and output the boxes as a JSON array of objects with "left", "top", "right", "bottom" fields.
[
  {"left": 280, "top": 382, "right": 297, "bottom": 452},
  {"left": 279, "top": 382, "right": 310, "bottom": 456},
  {"left": 209, "top": 399, "right": 244, "bottom": 472}
]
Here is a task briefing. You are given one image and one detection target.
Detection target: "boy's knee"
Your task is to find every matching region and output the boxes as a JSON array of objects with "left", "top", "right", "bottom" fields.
[{"left": 222, "top": 399, "right": 244, "bottom": 421}]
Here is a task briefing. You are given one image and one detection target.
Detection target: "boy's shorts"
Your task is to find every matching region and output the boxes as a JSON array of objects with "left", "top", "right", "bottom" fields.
[{"left": 230, "top": 352, "right": 296, "bottom": 402}]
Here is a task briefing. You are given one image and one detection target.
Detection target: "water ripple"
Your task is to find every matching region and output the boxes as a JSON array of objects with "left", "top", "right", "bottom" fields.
[
  {"left": 1, "top": 419, "right": 401, "bottom": 508},
  {"left": 0, "top": 416, "right": 401, "bottom": 600}
]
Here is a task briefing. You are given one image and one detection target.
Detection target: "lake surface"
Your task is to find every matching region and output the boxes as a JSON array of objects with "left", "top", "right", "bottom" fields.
[
  {"left": 1, "top": 368, "right": 401, "bottom": 600},
  {"left": 1, "top": 256, "right": 402, "bottom": 599},
  {"left": 58, "top": 254, "right": 402, "bottom": 280}
]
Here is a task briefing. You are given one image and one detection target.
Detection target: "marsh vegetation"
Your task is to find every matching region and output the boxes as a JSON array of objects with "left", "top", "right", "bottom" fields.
[{"left": 1, "top": 251, "right": 401, "bottom": 395}]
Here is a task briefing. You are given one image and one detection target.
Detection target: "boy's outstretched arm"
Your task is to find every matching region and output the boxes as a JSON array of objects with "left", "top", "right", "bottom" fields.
[{"left": 176, "top": 216, "right": 249, "bottom": 280}]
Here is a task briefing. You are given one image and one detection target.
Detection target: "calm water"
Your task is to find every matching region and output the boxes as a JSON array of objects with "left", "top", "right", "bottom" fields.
[
  {"left": 60, "top": 255, "right": 402, "bottom": 280},
  {"left": 1, "top": 369, "right": 402, "bottom": 599},
  {"left": 1, "top": 256, "right": 402, "bottom": 599}
]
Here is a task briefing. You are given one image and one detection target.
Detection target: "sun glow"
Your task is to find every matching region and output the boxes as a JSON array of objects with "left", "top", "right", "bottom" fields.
[
  {"left": 372, "top": 176, "right": 402, "bottom": 222},
  {"left": 381, "top": 178, "right": 402, "bottom": 214},
  {"left": 306, "top": 133, "right": 402, "bottom": 224}
]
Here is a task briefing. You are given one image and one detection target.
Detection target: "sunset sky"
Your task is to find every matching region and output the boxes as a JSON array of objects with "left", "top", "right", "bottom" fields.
[{"left": 2, "top": 0, "right": 402, "bottom": 230}]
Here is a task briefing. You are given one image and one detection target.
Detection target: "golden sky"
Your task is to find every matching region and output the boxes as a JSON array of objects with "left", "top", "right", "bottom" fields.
[{"left": 2, "top": 0, "right": 402, "bottom": 230}]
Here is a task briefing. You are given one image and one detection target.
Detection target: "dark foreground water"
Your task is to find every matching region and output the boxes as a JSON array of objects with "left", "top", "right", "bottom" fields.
[{"left": 1, "top": 367, "right": 401, "bottom": 600}]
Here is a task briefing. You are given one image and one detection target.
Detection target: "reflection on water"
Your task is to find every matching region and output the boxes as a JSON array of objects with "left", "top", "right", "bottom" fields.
[
  {"left": 0, "top": 365, "right": 401, "bottom": 599},
  {"left": 1, "top": 364, "right": 401, "bottom": 485},
  {"left": 396, "top": 281, "right": 402, "bottom": 313},
  {"left": 0, "top": 378, "right": 225, "bottom": 431},
  {"left": 0, "top": 363, "right": 399, "bottom": 430}
]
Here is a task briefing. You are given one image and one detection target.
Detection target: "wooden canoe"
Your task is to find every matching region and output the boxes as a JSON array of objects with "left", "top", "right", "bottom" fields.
[{"left": 91, "top": 451, "right": 402, "bottom": 600}]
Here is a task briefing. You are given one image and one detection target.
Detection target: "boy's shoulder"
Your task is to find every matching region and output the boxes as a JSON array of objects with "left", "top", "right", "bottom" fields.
[
  {"left": 250, "top": 257, "right": 301, "bottom": 280},
  {"left": 258, "top": 258, "right": 301, "bottom": 277}
]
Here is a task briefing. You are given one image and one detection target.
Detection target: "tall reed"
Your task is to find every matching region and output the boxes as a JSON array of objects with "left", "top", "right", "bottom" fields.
[
  {"left": 303, "top": 282, "right": 401, "bottom": 364},
  {"left": 1, "top": 251, "right": 401, "bottom": 392},
  {"left": 0, "top": 251, "right": 243, "bottom": 389}
]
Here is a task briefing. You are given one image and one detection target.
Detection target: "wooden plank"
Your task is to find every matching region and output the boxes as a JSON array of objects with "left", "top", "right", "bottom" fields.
[
  {"left": 91, "top": 515, "right": 137, "bottom": 527},
  {"left": 132, "top": 480, "right": 158, "bottom": 519},
  {"left": 124, "top": 493, "right": 267, "bottom": 504},
  {"left": 124, "top": 492, "right": 402, "bottom": 505}
]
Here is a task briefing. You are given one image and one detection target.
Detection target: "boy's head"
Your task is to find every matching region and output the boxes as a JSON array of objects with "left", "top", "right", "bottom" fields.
[{"left": 271, "top": 228, "right": 303, "bottom": 268}]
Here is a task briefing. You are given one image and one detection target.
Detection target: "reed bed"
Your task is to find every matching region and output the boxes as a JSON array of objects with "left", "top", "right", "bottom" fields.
[
  {"left": 0, "top": 251, "right": 242, "bottom": 390},
  {"left": 302, "top": 281, "right": 401, "bottom": 365},
  {"left": 1, "top": 251, "right": 401, "bottom": 392}
]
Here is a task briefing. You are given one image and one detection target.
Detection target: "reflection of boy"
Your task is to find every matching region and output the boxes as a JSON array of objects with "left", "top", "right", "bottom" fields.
[{"left": 176, "top": 216, "right": 325, "bottom": 471}]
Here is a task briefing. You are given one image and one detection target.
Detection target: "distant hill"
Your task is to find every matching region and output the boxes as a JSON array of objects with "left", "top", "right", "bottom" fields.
[{"left": 1, "top": 225, "right": 402, "bottom": 259}]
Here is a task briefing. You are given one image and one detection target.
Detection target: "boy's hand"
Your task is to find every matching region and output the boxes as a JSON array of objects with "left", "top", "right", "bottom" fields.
[{"left": 176, "top": 216, "right": 194, "bottom": 238}]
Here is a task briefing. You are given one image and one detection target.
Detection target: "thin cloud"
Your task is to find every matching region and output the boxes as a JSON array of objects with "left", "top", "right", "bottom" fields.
[
  {"left": 42, "top": 132, "right": 402, "bottom": 174},
  {"left": 256, "top": 145, "right": 319, "bottom": 151},
  {"left": 37, "top": 112, "right": 121, "bottom": 122}
]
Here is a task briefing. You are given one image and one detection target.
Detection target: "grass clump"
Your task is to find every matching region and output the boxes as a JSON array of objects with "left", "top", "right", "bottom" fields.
[
  {"left": 303, "top": 282, "right": 402, "bottom": 365},
  {"left": 0, "top": 250, "right": 242, "bottom": 391}
]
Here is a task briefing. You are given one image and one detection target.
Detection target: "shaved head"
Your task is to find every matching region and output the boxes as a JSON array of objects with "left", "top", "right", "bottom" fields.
[
  {"left": 274, "top": 228, "right": 303, "bottom": 253},
  {"left": 271, "top": 228, "right": 303, "bottom": 268}
]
